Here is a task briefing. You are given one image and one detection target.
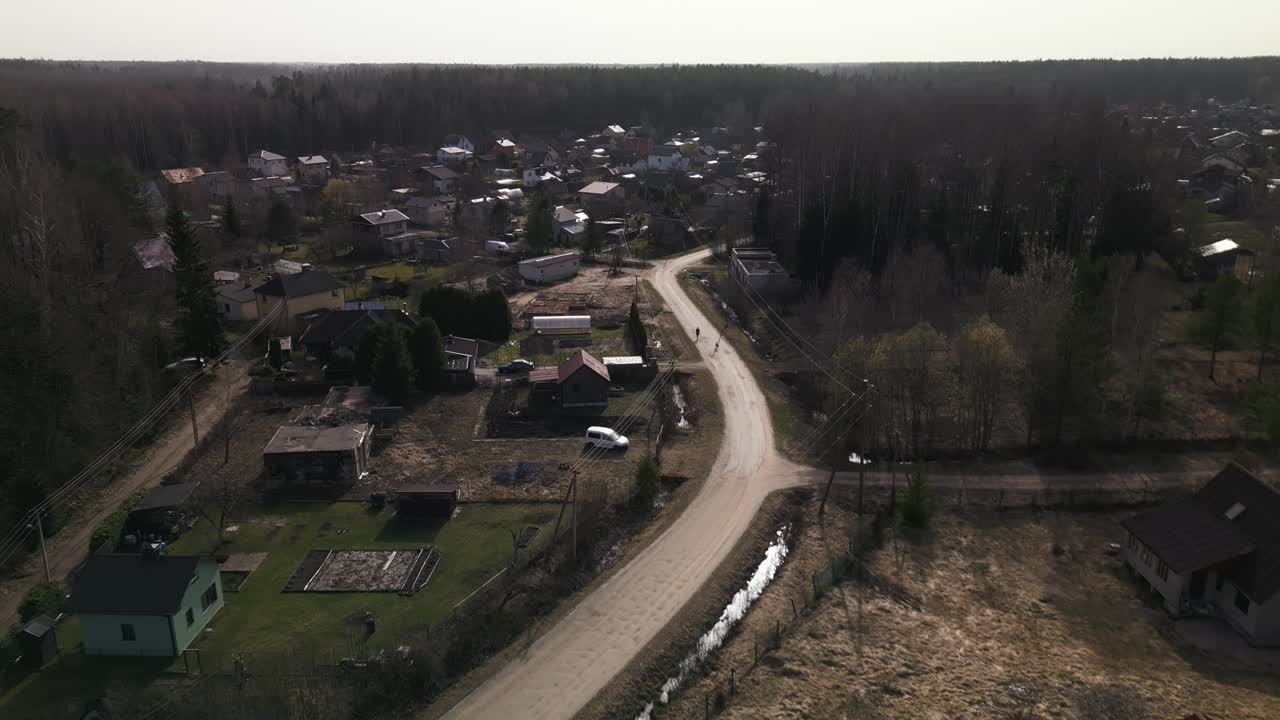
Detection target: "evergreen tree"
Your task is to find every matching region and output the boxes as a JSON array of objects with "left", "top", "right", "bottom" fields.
[
  {"left": 633, "top": 455, "right": 661, "bottom": 512},
  {"left": 752, "top": 186, "right": 772, "bottom": 244},
  {"left": 418, "top": 285, "right": 472, "bottom": 336},
  {"left": 1203, "top": 273, "right": 1245, "bottom": 382},
  {"left": 525, "top": 193, "right": 554, "bottom": 255},
  {"left": 408, "top": 318, "right": 447, "bottom": 391},
  {"left": 222, "top": 195, "right": 241, "bottom": 239},
  {"left": 167, "top": 208, "right": 223, "bottom": 357},
  {"left": 266, "top": 197, "right": 297, "bottom": 248},
  {"left": 354, "top": 325, "right": 384, "bottom": 385},
  {"left": 371, "top": 322, "right": 414, "bottom": 403},
  {"left": 581, "top": 215, "right": 604, "bottom": 261},
  {"left": 628, "top": 300, "right": 648, "bottom": 359},
  {"left": 476, "top": 289, "right": 513, "bottom": 342}
]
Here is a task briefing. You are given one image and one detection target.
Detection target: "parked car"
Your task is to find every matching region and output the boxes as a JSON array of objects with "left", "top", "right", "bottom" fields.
[
  {"left": 498, "top": 359, "right": 535, "bottom": 374},
  {"left": 585, "top": 426, "right": 629, "bottom": 451},
  {"left": 164, "top": 357, "right": 207, "bottom": 373}
]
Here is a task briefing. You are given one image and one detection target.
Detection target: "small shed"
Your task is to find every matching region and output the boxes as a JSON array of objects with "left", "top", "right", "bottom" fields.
[
  {"left": 127, "top": 482, "right": 201, "bottom": 540},
  {"left": 396, "top": 483, "right": 460, "bottom": 519},
  {"left": 518, "top": 253, "right": 580, "bottom": 284},
  {"left": 531, "top": 315, "right": 591, "bottom": 335},
  {"left": 603, "top": 356, "right": 657, "bottom": 385},
  {"left": 19, "top": 615, "right": 59, "bottom": 669},
  {"left": 1194, "top": 239, "right": 1255, "bottom": 281}
]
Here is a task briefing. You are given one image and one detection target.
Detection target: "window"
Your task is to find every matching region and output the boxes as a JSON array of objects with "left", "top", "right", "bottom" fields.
[
  {"left": 1156, "top": 560, "right": 1169, "bottom": 582},
  {"left": 1235, "top": 589, "right": 1251, "bottom": 615},
  {"left": 186, "top": 608, "right": 195, "bottom": 626},
  {"left": 201, "top": 583, "right": 219, "bottom": 611},
  {"left": 224, "top": 303, "right": 231, "bottom": 313},
  {"left": 331, "top": 290, "right": 340, "bottom": 299},
  {"left": 121, "top": 623, "right": 136, "bottom": 642},
  {"left": 1216, "top": 573, "right": 1225, "bottom": 591}
]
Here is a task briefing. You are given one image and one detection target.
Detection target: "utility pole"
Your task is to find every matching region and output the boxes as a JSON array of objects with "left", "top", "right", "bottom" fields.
[
  {"left": 34, "top": 513, "right": 50, "bottom": 583},
  {"left": 187, "top": 387, "right": 199, "bottom": 445},
  {"left": 571, "top": 469, "right": 579, "bottom": 562}
]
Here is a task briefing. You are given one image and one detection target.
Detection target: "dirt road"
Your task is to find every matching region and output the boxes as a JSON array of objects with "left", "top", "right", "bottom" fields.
[
  {"left": 444, "top": 249, "right": 807, "bottom": 719},
  {"left": 0, "top": 361, "right": 251, "bottom": 626}
]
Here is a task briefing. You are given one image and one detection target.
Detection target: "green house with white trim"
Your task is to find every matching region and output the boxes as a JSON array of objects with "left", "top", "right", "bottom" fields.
[{"left": 72, "top": 553, "right": 223, "bottom": 657}]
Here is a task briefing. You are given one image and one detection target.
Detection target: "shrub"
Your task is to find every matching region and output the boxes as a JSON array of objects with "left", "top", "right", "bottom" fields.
[
  {"left": 633, "top": 456, "right": 661, "bottom": 511},
  {"left": 18, "top": 581, "right": 64, "bottom": 623},
  {"left": 89, "top": 489, "right": 146, "bottom": 553},
  {"left": 899, "top": 463, "right": 935, "bottom": 529}
]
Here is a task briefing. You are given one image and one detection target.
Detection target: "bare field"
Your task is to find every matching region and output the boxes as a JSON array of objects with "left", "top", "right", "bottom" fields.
[
  {"left": 661, "top": 503, "right": 1280, "bottom": 720},
  {"left": 511, "top": 264, "right": 652, "bottom": 328}
]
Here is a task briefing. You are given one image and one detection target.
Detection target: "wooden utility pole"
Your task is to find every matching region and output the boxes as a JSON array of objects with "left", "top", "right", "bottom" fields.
[
  {"left": 34, "top": 513, "right": 50, "bottom": 582},
  {"left": 571, "top": 469, "right": 579, "bottom": 562},
  {"left": 187, "top": 387, "right": 199, "bottom": 445}
]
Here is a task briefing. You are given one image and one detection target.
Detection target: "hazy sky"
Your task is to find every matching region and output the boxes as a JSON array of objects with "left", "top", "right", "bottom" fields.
[{"left": 5, "top": 0, "right": 1279, "bottom": 64}]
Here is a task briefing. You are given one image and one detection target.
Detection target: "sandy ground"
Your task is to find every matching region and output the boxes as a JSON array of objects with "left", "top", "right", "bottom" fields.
[
  {"left": 0, "top": 359, "right": 251, "bottom": 627},
  {"left": 442, "top": 249, "right": 813, "bottom": 719},
  {"left": 660, "top": 503, "right": 1280, "bottom": 720}
]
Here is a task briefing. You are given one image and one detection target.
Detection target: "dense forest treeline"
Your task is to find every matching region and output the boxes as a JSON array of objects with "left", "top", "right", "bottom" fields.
[{"left": 1, "top": 57, "right": 1279, "bottom": 536}]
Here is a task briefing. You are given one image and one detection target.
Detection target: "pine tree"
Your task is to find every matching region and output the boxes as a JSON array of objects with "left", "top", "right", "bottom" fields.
[
  {"left": 167, "top": 208, "right": 223, "bottom": 357},
  {"left": 581, "top": 216, "right": 603, "bottom": 261},
  {"left": 628, "top": 300, "right": 648, "bottom": 359},
  {"left": 222, "top": 195, "right": 241, "bottom": 239},
  {"left": 408, "top": 318, "right": 446, "bottom": 391},
  {"left": 266, "top": 197, "right": 297, "bottom": 249},
  {"left": 371, "top": 322, "right": 414, "bottom": 403},
  {"left": 525, "top": 193, "right": 553, "bottom": 255},
  {"left": 476, "top": 289, "right": 512, "bottom": 342}
]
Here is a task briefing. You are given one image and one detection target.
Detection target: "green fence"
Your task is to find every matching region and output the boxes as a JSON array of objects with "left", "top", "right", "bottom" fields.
[{"left": 811, "top": 542, "right": 856, "bottom": 598}]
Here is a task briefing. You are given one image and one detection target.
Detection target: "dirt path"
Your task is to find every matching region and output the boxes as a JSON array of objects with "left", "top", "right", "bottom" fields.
[
  {"left": 0, "top": 360, "right": 251, "bottom": 626},
  {"left": 443, "top": 249, "right": 807, "bottom": 719}
]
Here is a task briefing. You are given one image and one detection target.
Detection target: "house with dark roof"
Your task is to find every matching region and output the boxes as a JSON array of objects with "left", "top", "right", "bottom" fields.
[
  {"left": 297, "top": 309, "right": 417, "bottom": 359},
  {"left": 72, "top": 553, "right": 224, "bottom": 657},
  {"left": 529, "top": 350, "right": 611, "bottom": 408},
  {"left": 262, "top": 423, "right": 373, "bottom": 490},
  {"left": 1122, "top": 462, "right": 1280, "bottom": 645},
  {"left": 253, "top": 267, "right": 346, "bottom": 334},
  {"left": 422, "top": 165, "right": 461, "bottom": 195},
  {"left": 296, "top": 155, "right": 330, "bottom": 184}
]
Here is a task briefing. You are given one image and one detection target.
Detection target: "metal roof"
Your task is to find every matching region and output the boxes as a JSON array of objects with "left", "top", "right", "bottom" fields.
[
  {"left": 72, "top": 554, "right": 208, "bottom": 615},
  {"left": 263, "top": 424, "right": 372, "bottom": 455}
]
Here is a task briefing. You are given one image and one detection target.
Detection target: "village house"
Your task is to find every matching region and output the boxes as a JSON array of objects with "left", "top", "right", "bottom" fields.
[
  {"left": 1122, "top": 463, "right": 1280, "bottom": 646},
  {"left": 253, "top": 267, "right": 346, "bottom": 334},
  {"left": 518, "top": 252, "right": 580, "bottom": 284},
  {"left": 423, "top": 165, "right": 460, "bottom": 195},
  {"left": 298, "top": 308, "right": 418, "bottom": 359},
  {"left": 730, "top": 247, "right": 791, "bottom": 294},
  {"left": 493, "top": 137, "right": 517, "bottom": 159},
  {"left": 296, "top": 155, "right": 329, "bottom": 184},
  {"left": 216, "top": 281, "right": 260, "bottom": 323},
  {"left": 154, "top": 167, "right": 210, "bottom": 220},
  {"left": 442, "top": 134, "right": 475, "bottom": 154},
  {"left": 437, "top": 146, "right": 472, "bottom": 165},
  {"left": 417, "top": 237, "right": 452, "bottom": 263},
  {"left": 528, "top": 349, "right": 611, "bottom": 409},
  {"left": 554, "top": 205, "right": 589, "bottom": 244},
  {"left": 647, "top": 145, "right": 689, "bottom": 173},
  {"left": 1194, "top": 239, "right": 1255, "bottom": 280},
  {"left": 72, "top": 553, "right": 224, "bottom": 657},
  {"left": 578, "top": 181, "right": 625, "bottom": 216},
  {"left": 1210, "top": 130, "right": 1250, "bottom": 148},
  {"left": 406, "top": 195, "right": 451, "bottom": 227},
  {"left": 443, "top": 335, "right": 479, "bottom": 389},
  {"left": 248, "top": 149, "right": 288, "bottom": 178},
  {"left": 262, "top": 423, "right": 374, "bottom": 490},
  {"left": 352, "top": 209, "right": 410, "bottom": 237}
]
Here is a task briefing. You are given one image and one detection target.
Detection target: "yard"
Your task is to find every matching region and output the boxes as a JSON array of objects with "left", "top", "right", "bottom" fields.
[
  {"left": 658, "top": 502, "right": 1280, "bottom": 720},
  {"left": 166, "top": 500, "right": 559, "bottom": 660}
]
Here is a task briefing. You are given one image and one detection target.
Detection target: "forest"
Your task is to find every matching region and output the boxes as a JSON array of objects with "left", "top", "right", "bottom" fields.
[{"left": 2, "top": 57, "right": 1280, "bottom": 534}]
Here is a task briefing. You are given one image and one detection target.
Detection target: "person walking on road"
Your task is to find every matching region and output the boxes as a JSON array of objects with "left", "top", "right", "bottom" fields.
[{"left": 695, "top": 327, "right": 701, "bottom": 341}]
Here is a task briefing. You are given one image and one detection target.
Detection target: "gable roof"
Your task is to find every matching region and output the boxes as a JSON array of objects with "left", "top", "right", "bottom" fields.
[
  {"left": 579, "top": 181, "right": 620, "bottom": 196},
  {"left": 357, "top": 209, "right": 410, "bottom": 226},
  {"left": 254, "top": 269, "right": 346, "bottom": 298},
  {"left": 159, "top": 167, "right": 205, "bottom": 185},
  {"left": 1124, "top": 463, "right": 1280, "bottom": 601},
  {"left": 133, "top": 236, "right": 176, "bottom": 271},
  {"left": 426, "top": 165, "right": 460, "bottom": 181},
  {"left": 650, "top": 145, "right": 681, "bottom": 157},
  {"left": 72, "top": 554, "right": 205, "bottom": 615},
  {"left": 132, "top": 482, "right": 201, "bottom": 513},
  {"left": 252, "top": 149, "right": 285, "bottom": 161},
  {"left": 298, "top": 155, "right": 328, "bottom": 165},
  {"left": 298, "top": 309, "right": 416, "bottom": 349},
  {"left": 558, "top": 349, "right": 610, "bottom": 383}
]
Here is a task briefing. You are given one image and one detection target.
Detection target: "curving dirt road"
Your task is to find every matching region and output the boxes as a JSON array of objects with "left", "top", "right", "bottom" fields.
[
  {"left": 444, "top": 249, "right": 808, "bottom": 719},
  {"left": 0, "top": 361, "right": 251, "bottom": 626}
]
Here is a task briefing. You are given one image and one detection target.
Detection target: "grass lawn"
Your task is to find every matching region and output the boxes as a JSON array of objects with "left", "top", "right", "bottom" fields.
[
  {"left": 493, "top": 328, "right": 628, "bottom": 367},
  {"left": 366, "top": 261, "right": 448, "bottom": 284},
  {"left": 164, "top": 501, "right": 559, "bottom": 660}
]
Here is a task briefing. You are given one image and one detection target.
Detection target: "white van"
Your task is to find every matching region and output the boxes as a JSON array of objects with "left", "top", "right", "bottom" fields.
[{"left": 585, "top": 426, "right": 629, "bottom": 451}]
